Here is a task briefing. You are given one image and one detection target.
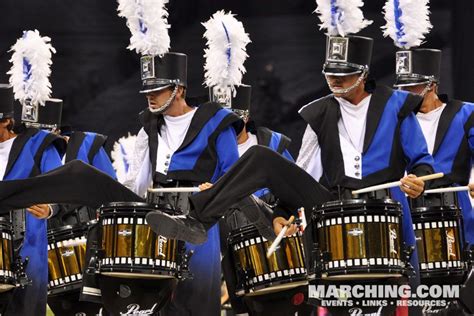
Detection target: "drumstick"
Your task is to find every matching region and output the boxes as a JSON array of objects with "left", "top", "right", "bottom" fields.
[
  {"left": 424, "top": 186, "right": 470, "bottom": 194},
  {"left": 351, "top": 173, "right": 444, "bottom": 195},
  {"left": 266, "top": 216, "right": 295, "bottom": 258},
  {"left": 147, "top": 187, "right": 201, "bottom": 193}
]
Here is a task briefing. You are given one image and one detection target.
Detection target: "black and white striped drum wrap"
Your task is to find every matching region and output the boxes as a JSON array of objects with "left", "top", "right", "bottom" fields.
[
  {"left": 312, "top": 199, "right": 405, "bottom": 279},
  {"left": 228, "top": 224, "right": 307, "bottom": 297}
]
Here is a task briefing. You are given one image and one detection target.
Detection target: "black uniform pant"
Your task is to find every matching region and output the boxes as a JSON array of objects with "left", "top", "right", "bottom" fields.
[
  {"left": 189, "top": 145, "right": 333, "bottom": 228},
  {"left": 189, "top": 145, "right": 333, "bottom": 277}
]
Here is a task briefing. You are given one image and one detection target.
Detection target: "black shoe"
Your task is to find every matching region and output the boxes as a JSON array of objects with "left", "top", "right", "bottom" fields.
[
  {"left": 237, "top": 196, "right": 276, "bottom": 241},
  {"left": 145, "top": 211, "right": 208, "bottom": 245}
]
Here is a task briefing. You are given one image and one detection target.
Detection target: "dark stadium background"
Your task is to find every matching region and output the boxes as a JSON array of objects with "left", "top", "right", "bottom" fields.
[{"left": 0, "top": 0, "right": 469, "bottom": 156}]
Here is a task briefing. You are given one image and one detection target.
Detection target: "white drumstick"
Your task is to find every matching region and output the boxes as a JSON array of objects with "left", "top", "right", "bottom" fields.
[
  {"left": 147, "top": 187, "right": 201, "bottom": 193},
  {"left": 351, "top": 173, "right": 444, "bottom": 195},
  {"left": 266, "top": 216, "right": 295, "bottom": 258},
  {"left": 424, "top": 186, "right": 470, "bottom": 194}
]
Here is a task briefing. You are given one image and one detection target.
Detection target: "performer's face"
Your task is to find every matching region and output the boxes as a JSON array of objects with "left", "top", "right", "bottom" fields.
[
  {"left": 0, "top": 118, "right": 13, "bottom": 132},
  {"left": 325, "top": 73, "right": 364, "bottom": 98},
  {"left": 146, "top": 87, "right": 175, "bottom": 110}
]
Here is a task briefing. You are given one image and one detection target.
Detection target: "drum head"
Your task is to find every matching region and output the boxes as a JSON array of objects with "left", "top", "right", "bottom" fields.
[
  {"left": 246, "top": 280, "right": 308, "bottom": 297},
  {"left": 101, "top": 272, "right": 176, "bottom": 280}
]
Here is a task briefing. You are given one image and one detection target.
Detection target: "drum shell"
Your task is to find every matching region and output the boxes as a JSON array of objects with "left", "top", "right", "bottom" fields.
[
  {"left": 47, "top": 222, "right": 93, "bottom": 295},
  {"left": 0, "top": 218, "right": 15, "bottom": 291},
  {"left": 312, "top": 199, "right": 405, "bottom": 279},
  {"left": 97, "top": 202, "right": 184, "bottom": 279},
  {"left": 228, "top": 224, "right": 307, "bottom": 296},
  {"left": 411, "top": 206, "right": 467, "bottom": 281}
]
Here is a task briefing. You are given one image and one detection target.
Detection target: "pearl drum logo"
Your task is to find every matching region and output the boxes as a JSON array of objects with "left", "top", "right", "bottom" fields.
[
  {"left": 389, "top": 227, "right": 398, "bottom": 256},
  {"left": 120, "top": 303, "right": 158, "bottom": 315},
  {"left": 157, "top": 236, "right": 168, "bottom": 258},
  {"left": 446, "top": 230, "right": 456, "bottom": 259}
]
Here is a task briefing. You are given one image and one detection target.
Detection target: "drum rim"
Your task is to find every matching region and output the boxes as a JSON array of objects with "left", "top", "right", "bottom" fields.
[
  {"left": 47, "top": 220, "right": 97, "bottom": 236},
  {"left": 228, "top": 224, "right": 259, "bottom": 237},
  {"left": 411, "top": 205, "right": 460, "bottom": 215},
  {"left": 320, "top": 198, "right": 401, "bottom": 209},
  {"left": 100, "top": 201, "right": 152, "bottom": 209},
  {"left": 99, "top": 202, "right": 178, "bottom": 216}
]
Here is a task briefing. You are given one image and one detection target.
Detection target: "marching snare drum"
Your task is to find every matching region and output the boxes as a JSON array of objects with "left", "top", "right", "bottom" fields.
[
  {"left": 412, "top": 205, "right": 467, "bottom": 280},
  {"left": 98, "top": 202, "right": 185, "bottom": 279},
  {"left": 47, "top": 222, "right": 93, "bottom": 295},
  {"left": 312, "top": 199, "right": 404, "bottom": 280},
  {"left": 228, "top": 224, "right": 307, "bottom": 296}
]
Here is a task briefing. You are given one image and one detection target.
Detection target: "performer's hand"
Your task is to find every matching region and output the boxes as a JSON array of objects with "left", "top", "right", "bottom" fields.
[
  {"left": 469, "top": 184, "right": 474, "bottom": 198},
  {"left": 273, "top": 217, "right": 298, "bottom": 236},
  {"left": 199, "top": 182, "right": 213, "bottom": 191},
  {"left": 400, "top": 174, "right": 425, "bottom": 198},
  {"left": 27, "top": 204, "right": 51, "bottom": 219}
]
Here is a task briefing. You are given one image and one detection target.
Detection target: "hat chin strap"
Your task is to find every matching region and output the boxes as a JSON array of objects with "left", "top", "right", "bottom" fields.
[
  {"left": 149, "top": 85, "right": 179, "bottom": 114},
  {"left": 419, "top": 79, "right": 434, "bottom": 98},
  {"left": 325, "top": 70, "right": 368, "bottom": 95}
]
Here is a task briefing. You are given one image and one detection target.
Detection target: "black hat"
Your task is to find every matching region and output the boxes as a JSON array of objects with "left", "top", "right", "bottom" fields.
[
  {"left": 14, "top": 98, "right": 62, "bottom": 130},
  {"left": 140, "top": 52, "right": 187, "bottom": 94},
  {"left": 323, "top": 35, "right": 373, "bottom": 76},
  {"left": 394, "top": 49, "right": 441, "bottom": 87},
  {"left": 209, "top": 84, "right": 251, "bottom": 112},
  {"left": 0, "top": 84, "right": 14, "bottom": 119}
]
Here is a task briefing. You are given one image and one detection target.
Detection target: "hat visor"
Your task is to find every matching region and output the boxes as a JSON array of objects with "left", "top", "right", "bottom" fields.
[
  {"left": 139, "top": 84, "right": 173, "bottom": 94},
  {"left": 0, "top": 111, "right": 14, "bottom": 119},
  {"left": 394, "top": 76, "right": 432, "bottom": 88},
  {"left": 323, "top": 64, "right": 363, "bottom": 77}
]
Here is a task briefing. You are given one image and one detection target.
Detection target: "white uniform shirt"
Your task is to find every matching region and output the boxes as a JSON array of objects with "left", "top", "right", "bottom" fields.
[
  {"left": 124, "top": 108, "right": 197, "bottom": 197},
  {"left": 416, "top": 104, "right": 447, "bottom": 155},
  {"left": 237, "top": 132, "right": 258, "bottom": 158},
  {"left": 296, "top": 95, "right": 372, "bottom": 181},
  {"left": 0, "top": 137, "right": 15, "bottom": 180}
]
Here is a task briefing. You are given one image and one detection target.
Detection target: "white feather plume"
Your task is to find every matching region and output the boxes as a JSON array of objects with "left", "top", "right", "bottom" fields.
[
  {"left": 111, "top": 133, "right": 137, "bottom": 184},
  {"left": 117, "top": 0, "right": 170, "bottom": 56},
  {"left": 7, "top": 30, "right": 55, "bottom": 106},
  {"left": 382, "top": 0, "right": 432, "bottom": 49},
  {"left": 202, "top": 11, "right": 251, "bottom": 92},
  {"left": 314, "top": 0, "right": 372, "bottom": 36}
]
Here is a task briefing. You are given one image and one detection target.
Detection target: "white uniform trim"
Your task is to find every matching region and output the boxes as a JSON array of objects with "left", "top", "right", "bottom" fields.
[
  {"left": 237, "top": 132, "right": 258, "bottom": 158},
  {"left": 0, "top": 137, "right": 16, "bottom": 180},
  {"left": 124, "top": 109, "right": 197, "bottom": 197},
  {"left": 416, "top": 103, "right": 447, "bottom": 155},
  {"left": 296, "top": 95, "right": 371, "bottom": 181}
]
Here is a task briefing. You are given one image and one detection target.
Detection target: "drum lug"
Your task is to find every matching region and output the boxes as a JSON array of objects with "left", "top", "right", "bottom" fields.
[
  {"left": 14, "top": 256, "right": 31, "bottom": 288},
  {"left": 465, "top": 244, "right": 474, "bottom": 267},
  {"left": 178, "top": 249, "right": 194, "bottom": 280},
  {"left": 402, "top": 244, "right": 416, "bottom": 278},
  {"left": 312, "top": 244, "right": 327, "bottom": 278}
]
